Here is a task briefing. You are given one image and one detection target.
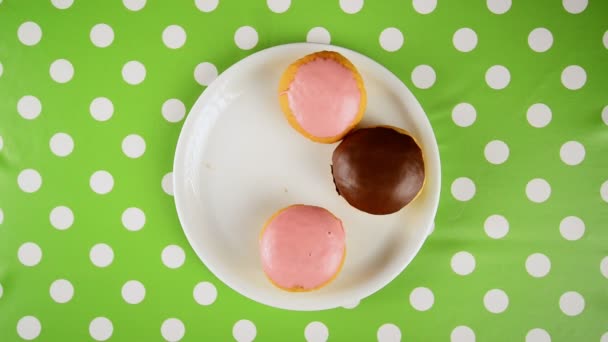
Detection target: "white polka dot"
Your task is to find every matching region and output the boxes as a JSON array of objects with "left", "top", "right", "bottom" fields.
[
  {"left": 559, "top": 216, "right": 585, "bottom": 241},
  {"left": 0, "top": 282, "right": 3, "bottom": 298},
  {"left": 162, "top": 25, "right": 187, "bottom": 49},
  {"left": 484, "top": 214, "right": 509, "bottom": 239},
  {"left": 194, "top": 62, "right": 218, "bottom": 86},
  {"left": 411, "top": 65, "right": 436, "bottom": 89},
  {"left": 161, "top": 318, "right": 185, "bottom": 342},
  {"left": 50, "top": 59, "right": 74, "bottom": 83},
  {"left": 561, "top": 65, "right": 586, "bottom": 90},
  {"left": 122, "top": 207, "right": 145, "bottom": 231},
  {"left": 18, "top": 242, "right": 42, "bottom": 266},
  {"left": 451, "top": 177, "right": 475, "bottom": 201},
  {"left": 453, "top": 28, "right": 477, "bottom": 52},
  {"left": 526, "top": 328, "right": 551, "bottom": 342},
  {"left": 162, "top": 245, "right": 185, "bottom": 269},
  {"left": 485, "top": 65, "right": 510, "bottom": 89},
  {"left": 0, "top": 208, "right": 3, "bottom": 225},
  {"left": 560, "top": 141, "right": 585, "bottom": 165},
  {"left": 339, "top": 0, "right": 363, "bottom": 14},
  {"left": 162, "top": 172, "right": 174, "bottom": 196},
  {"left": 90, "top": 24, "right": 114, "bottom": 48},
  {"left": 90, "top": 243, "right": 114, "bottom": 268},
  {"left": 267, "top": 0, "right": 290, "bottom": 13},
  {"left": 409, "top": 287, "right": 434, "bottom": 311},
  {"left": 195, "top": 0, "right": 218, "bottom": 12},
  {"left": 306, "top": 27, "right": 331, "bottom": 45},
  {"left": 89, "top": 317, "right": 113, "bottom": 341},
  {"left": 487, "top": 0, "right": 511, "bottom": 14},
  {"left": 18, "top": 95, "right": 42, "bottom": 120},
  {"left": 162, "top": 99, "right": 187, "bottom": 123},
  {"left": 451, "top": 251, "right": 476, "bottom": 276},
  {"left": 0, "top": 62, "right": 3, "bottom": 78},
  {"left": 602, "top": 180, "right": 608, "bottom": 202},
  {"left": 602, "top": 106, "right": 608, "bottom": 125},
  {"left": 563, "top": 0, "right": 587, "bottom": 13},
  {"left": 17, "top": 316, "right": 41, "bottom": 340},
  {"left": 305, "top": 321, "right": 328, "bottom": 342},
  {"left": 451, "top": 326, "right": 475, "bottom": 342},
  {"left": 377, "top": 323, "right": 401, "bottom": 342},
  {"left": 18, "top": 169, "right": 42, "bottom": 193},
  {"left": 528, "top": 28, "right": 553, "bottom": 53},
  {"left": 90, "top": 97, "right": 114, "bottom": 121},
  {"left": 122, "top": 61, "right": 146, "bottom": 85},
  {"left": 559, "top": 291, "right": 584, "bottom": 316},
  {"left": 50, "top": 279, "right": 74, "bottom": 303},
  {"left": 18, "top": 22, "right": 42, "bottom": 46},
  {"left": 51, "top": 0, "right": 73, "bottom": 9},
  {"left": 122, "top": 134, "right": 146, "bottom": 158},
  {"left": 234, "top": 26, "right": 258, "bottom": 50},
  {"left": 342, "top": 299, "right": 360, "bottom": 309},
  {"left": 233, "top": 320, "right": 256, "bottom": 342},
  {"left": 122, "top": 280, "right": 145, "bottom": 304},
  {"left": 601, "top": 257, "right": 608, "bottom": 278},
  {"left": 50, "top": 206, "right": 74, "bottom": 230},
  {"left": 604, "top": 31, "right": 608, "bottom": 49},
  {"left": 413, "top": 0, "right": 437, "bottom": 14},
  {"left": 527, "top": 103, "right": 552, "bottom": 128},
  {"left": 484, "top": 140, "right": 509, "bottom": 164},
  {"left": 123, "top": 0, "right": 146, "bottom": 11},
  {"left": 193, "top": 282, "right": 217, "bottom": 305},
  {"left": 526, "top": 178, "right": 551, "bottom": 203},
  {"left": 90, "top": 170, "right": 114, "bottom": 194},
  {"left": 452, "top": 103, "right": 476, "bottom": 127},
  {"left": 379, "top": 27, "right": 404, "bottom": 52},
  {"left": 484, "top": 289, "right": 509, "bottom": 314},
  {"left": 526, "top": 253, "right": 551, "bottom": 278},
  {"left": 49, "top": 132, "right": 74, "bottom": 157}
]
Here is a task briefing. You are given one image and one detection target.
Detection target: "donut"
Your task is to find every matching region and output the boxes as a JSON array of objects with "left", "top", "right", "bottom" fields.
[
  {"left": 259, "top": 204, "right": 346, "bottom": 291},
  {"left": 278, "top": 51, "right": 367, "bottom": 143},
  {"left": 331, "top": 126, "right": 425, "bottom": 215}
]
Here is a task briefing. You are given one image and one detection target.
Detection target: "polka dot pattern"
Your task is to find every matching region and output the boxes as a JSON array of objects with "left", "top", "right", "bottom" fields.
[
  {"left": 304, "top": 321, "right": 329, "bottom": 342},
  {"left": 559, "top": 291, "right": 585, "bottom": 316},
  {"left": 89, "top": 317, "right": 113, "bottom": 341},
  {"left": 234, "top": 26, "right": 259, "bottom": 50},
  {"left": 233, "top": 320, "right": 256, "bottom": 342},
  {"left": 161, "top": 318, "right": 185, "bottom": 342},
  {"left": 90, "top": 24, "right": 114, "bottom": 48},
  {"left": 50, "top": 59, "right": 74, "bottom": 83},
  {"left": 451, "top": 326, "right": 475, "bottom": 342},
  {"left": 379, "top": 28, "right": 404, "bottom": 52},
  {"left": 18, "top": 22, "right": 42, "bottom": 46},
  {"left": 17, "top": 316, "right": 41, "bottom": 340},
  {"left": 50, "top": 279, "right": 74, "bottom": 303},
  {"left": 409, "top": 287, "right": 434, "bottom": 311},
  {"left": 451, "top": 177, "right": 476, "bottom": 201},
  {"left": 377, "top": 323, "right": 401, "bottom": 342},
  {"left": 484, "top": 289, "right": 509, "bottom": 314},
  {"left": 162, "top": 245, "right": 185, "bottom": 269},
  {"left": 2, "top": 2, "right": 606, "bottom": 341}
]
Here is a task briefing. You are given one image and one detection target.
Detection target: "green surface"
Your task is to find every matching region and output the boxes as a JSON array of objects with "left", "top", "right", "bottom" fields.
[{"left": 1, "top": 0, "right": 607, "bottom": 341}]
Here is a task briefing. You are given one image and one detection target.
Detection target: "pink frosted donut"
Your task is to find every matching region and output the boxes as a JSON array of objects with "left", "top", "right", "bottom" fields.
[{"left": 259, "top": 204, "right": 346, "bottom": 291}]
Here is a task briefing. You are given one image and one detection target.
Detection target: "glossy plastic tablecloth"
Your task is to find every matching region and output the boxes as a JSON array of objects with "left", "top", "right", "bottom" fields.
[{"left": 1, "top": 0, "right": 607, "bottom": 341}]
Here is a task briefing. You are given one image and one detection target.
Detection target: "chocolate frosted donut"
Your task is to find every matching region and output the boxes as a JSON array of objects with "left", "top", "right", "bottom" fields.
[{"left": 331, "top": 126, "right": 425, "bottom": 215}]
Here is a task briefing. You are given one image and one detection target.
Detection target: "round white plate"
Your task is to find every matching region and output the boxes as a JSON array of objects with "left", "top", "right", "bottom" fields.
[{"left": 173, "top": 43, "right": 441, "bottom": 311}]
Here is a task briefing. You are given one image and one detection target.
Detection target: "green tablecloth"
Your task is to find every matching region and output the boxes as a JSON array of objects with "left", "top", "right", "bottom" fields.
[{"left": 1, "top": 0, "right": 607, "bottom": 341}]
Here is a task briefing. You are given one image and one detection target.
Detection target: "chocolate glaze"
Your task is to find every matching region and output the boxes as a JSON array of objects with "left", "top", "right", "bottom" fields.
[{"left": 331, "top": 126, "right": 425, "bottom": 215}]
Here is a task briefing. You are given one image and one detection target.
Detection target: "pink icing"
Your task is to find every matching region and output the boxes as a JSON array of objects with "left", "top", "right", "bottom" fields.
[
  {"left": 287, "top": 57, "right": 361, "bottom": 138},
  {"left": 260, "top": 205, "right": 346, "bottom": 290}
]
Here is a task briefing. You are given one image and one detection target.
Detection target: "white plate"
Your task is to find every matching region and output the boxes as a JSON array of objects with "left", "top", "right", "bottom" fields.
[{"left": 173, "top": 43, "right": 441, "bottom": 311}]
